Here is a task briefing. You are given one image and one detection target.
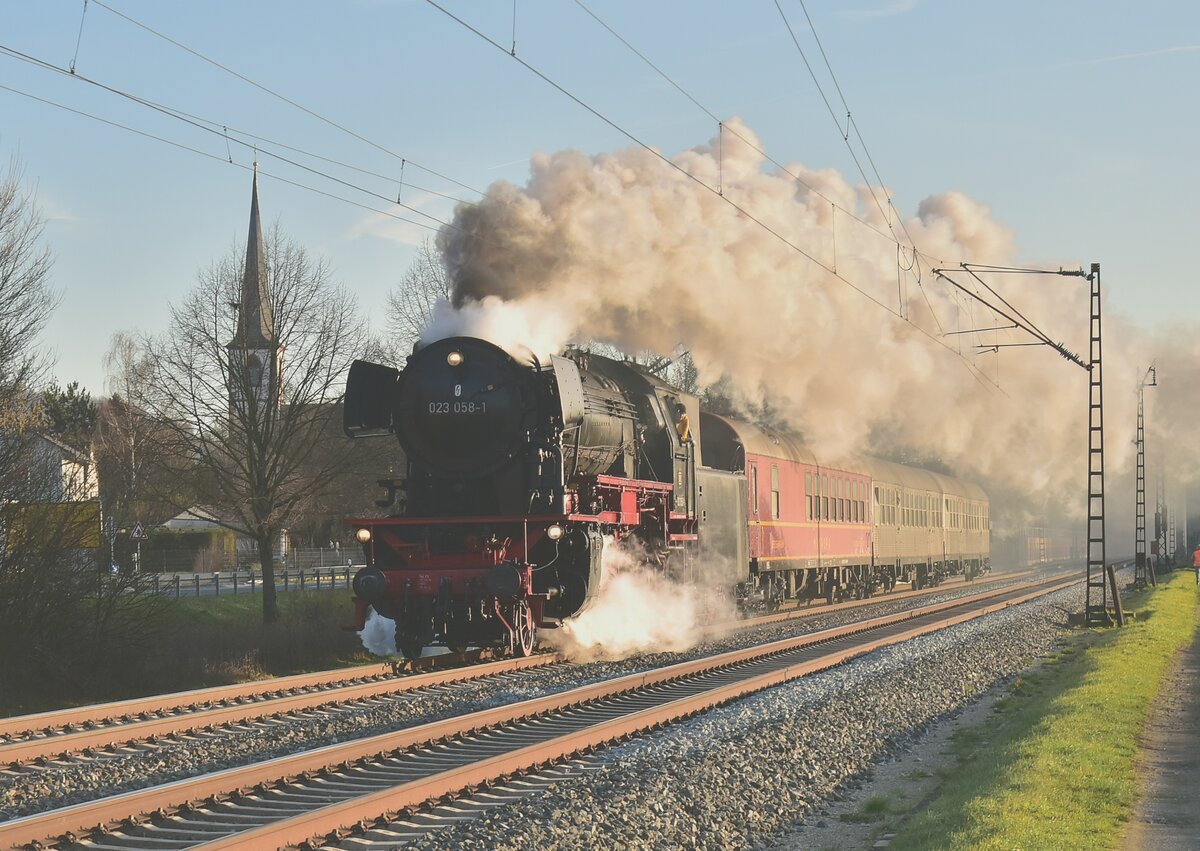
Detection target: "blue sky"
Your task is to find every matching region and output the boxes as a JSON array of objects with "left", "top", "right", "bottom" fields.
[{"left": 2, "top": 0, "right": 1196, "bottom": 396}]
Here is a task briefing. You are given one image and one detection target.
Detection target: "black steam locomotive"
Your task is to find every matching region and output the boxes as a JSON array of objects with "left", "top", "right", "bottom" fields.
[
  {"left": 344, "top": 335, "right": 991, "bottom": 659},
  {"left": 343, "top": 336, "right": 720, "bottom": 658}
]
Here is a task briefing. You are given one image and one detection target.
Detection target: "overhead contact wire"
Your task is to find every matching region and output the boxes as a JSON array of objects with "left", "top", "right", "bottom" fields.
[
  {"left": 89, "top": 0, "right": 484, "bottom": 198},
  {"left": 573, "top": 0, "right": 938, "bottom": 265},
  {"left": 0, "top": 82, "right": 446, "bottom": 235},
  {"left": 69, "top": 0, "right": 89, "bottom": 74},
  {"left": 422, "top": 0, "right": 999, "bottom": 393},
  {"left": 0, "top": 44, "right": 457, "bottom": 230}
]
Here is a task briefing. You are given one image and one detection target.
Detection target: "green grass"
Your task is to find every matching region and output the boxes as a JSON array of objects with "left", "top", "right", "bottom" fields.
[
  {"left": 888, "top": 571, "right": 1199, "bottom": 851},
  {"left": 2, "top": 591, "right": 374, "bottom": 715}
]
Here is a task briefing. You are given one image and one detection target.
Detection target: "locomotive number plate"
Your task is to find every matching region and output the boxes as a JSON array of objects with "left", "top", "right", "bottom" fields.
[{"left": 428, "top": 401, "right": 489, "bottom": 415}]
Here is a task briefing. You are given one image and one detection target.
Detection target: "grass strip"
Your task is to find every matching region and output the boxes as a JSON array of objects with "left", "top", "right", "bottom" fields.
[{"left": 888, "top": 570, "right": 1199, "bottom": 851}]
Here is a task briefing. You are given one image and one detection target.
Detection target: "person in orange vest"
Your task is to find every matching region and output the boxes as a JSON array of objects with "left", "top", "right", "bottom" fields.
[
  {"left": 1193, "top": 544, "right": 1200, "bottom": 584},
  {"left": 674, "top": 402, "right": 691, "bottom": 444}
]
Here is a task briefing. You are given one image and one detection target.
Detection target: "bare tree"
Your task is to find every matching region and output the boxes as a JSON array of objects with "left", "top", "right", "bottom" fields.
[
  {"left": 666, "top": 351, "right": 700, "bottom": 394},
  {"left": 384, "top": 237, "right": 450, "bottom": 363},
  {"left": 139, "top": 227, "right": 366, "bottom": 623},
  {"left": 0, "top": 160, "right": 168, "bottom": 707},
  {"left": 0, "top": 158, "right": 55, "bottom": 433},
  {"left": 95, "top": 332, "right": 192, "bottom": 534}
]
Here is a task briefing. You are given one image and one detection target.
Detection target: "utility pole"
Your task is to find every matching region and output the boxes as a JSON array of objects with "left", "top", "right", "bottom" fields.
[
  {"left": 1155, "top": 464, "right": 1168, "bottom": 572},
  {"left": 1084, "top": 264, "right": 1123, "bottom": 625},
  {"left": 1133, "top": 365, "right": 1156, "bottom": 588},
  {"left": 1167, "top": 493, "right": 1178, "bottom": 562},
  {"left": 932, "top": 261, "right": 1123, "bottom": 626}
]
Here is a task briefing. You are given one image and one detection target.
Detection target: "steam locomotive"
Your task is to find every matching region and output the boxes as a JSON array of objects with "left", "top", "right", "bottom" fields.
[{"left": 343, "top": 336, "right": 989, "bottom": 658}]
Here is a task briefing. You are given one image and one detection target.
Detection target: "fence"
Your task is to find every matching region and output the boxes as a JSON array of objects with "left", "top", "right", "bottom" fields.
[
  {"left": 118, "top": 546, "right": 357, "bottom": 575},
  {"left": 112, "top": 566, "right": 355, "bottom": 598}
]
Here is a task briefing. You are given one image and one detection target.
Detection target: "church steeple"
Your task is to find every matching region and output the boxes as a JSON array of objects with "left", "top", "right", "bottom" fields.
[
  {"left": 227, "top": 167, "right": 281, "bottom": 416},
  {"left": 232, "top": 165, "right": 275, "bottom": 349}
]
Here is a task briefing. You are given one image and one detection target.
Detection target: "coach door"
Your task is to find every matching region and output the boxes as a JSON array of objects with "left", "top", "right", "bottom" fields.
[{"left": 749, "top": 461, "right": 762, "bottom": 554}]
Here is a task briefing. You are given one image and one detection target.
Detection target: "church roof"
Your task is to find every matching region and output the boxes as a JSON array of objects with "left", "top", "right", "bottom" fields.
[{"left": 228, "top": 168, "right": 276, "bottom": 350}]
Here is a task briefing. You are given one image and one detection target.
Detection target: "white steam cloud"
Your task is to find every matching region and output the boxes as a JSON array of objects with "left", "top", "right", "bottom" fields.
[
  {"left": 419, "top": 294, "right": 572, "bottom": 363},
  {"left": 426, "top": 118, "right": 1198, "bottom": 525},
  {"left": 358, "top": 608, "right": 398, "bottom": 657},
  {"left": 545, "top": 538, "right": 735, "bottom": 661}
]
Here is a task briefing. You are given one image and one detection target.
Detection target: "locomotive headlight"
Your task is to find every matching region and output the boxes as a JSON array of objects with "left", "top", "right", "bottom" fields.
[
  {"left": 355, "top": 527, "right": 372, "bottom": 543},
  {"left": 546, "top": 524, "right": 564, "bottom": 541},
  {"left": 446, "top": 350, "right": 464, "bottom": 367}
]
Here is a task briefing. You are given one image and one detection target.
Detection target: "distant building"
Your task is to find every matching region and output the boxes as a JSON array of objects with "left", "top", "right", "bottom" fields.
[
  {"left": 161, "top": 506, "right": 224, "bottom": 532},
  {"left": 0, "top": 432, "right": 101, "bottom": 552},
  {"left": 5, "top": 432, "right": 99, "bottom": 503}
]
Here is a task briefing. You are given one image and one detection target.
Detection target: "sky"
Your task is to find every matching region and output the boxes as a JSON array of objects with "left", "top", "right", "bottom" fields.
[{"left": 1, "top": 0, "right": 1197, "bottom": 397}]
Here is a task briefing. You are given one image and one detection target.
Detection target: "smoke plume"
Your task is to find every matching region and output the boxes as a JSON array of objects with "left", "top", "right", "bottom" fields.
[
  {"left": 545, "top": 537, "right": 736, "bottom": 661},
  {"left": 428, "top": 119, "right": 1197, "bottom": 527}
]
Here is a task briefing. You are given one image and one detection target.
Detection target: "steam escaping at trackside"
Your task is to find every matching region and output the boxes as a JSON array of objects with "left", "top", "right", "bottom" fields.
[
  {"left": 358, "top": 608, "right": 398, "bottom": 657},
  {"left": 544, "top": 537, "right": 736, "bottom": 662},
  {"left": 430, "top": 118, "right": 1199, "bottom": 520}
]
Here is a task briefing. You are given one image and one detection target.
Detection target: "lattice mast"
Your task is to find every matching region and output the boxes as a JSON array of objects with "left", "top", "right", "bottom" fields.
[
  {"left": 1133, "top": 365, "right": 1156, "bottom": 588},
  {"left": 930, "top": 261, "right": 1123, "bottom": 625},
  {"left": 1155, "top": 464, "right": 1168, "bottom": 571},
  {"left": 1085, "top": 264, "right": 1124, "bottom": 625}
]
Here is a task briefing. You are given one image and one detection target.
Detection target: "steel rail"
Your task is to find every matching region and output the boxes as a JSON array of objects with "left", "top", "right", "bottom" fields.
[
  {"left": 0, "top": 574, "right": 1079, "bottom": 850},
  {"left": 0, "top": 649, "right": 517, "bottom": 740},
  {"left": 216, "top": 579, "right": 1073, "bottom": 851},
  {"left": 0, "top": 654, "right": 559, "bottom": 766},
  {"left": 0, "top": 566, "right": 1045, "bottom": 764}
]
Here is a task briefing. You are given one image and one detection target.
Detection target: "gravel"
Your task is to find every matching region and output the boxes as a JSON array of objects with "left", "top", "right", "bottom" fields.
[
  {"left": 395, "top": 583, "right": 1082, "bottom": 851},
  {"left": 0, "top": 569, "right": 1066, "bottom": 820}
]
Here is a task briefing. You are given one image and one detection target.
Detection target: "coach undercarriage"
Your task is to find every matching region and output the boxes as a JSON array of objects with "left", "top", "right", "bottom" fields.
[{"left": 750, "top": 556, "right": 991, "bottom": 607}]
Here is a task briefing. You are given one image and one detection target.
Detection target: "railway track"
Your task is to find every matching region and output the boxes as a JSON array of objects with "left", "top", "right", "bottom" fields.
[
  {"left": 0, "top": 572, "right": 1079, "bottom": 850},
  {"left": 0, "top": 567, "right": 1060, "bottom": 773}
]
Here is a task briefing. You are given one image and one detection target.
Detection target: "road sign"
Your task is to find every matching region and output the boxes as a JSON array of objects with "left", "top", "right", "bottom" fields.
[{"left": 130, "top": 522, "right": 147, "bottom": 541}]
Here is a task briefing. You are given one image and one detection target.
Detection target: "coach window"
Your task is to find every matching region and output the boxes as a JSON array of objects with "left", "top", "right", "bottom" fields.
[
  {"left": 805, "top": 472, "right": 813, "bottom": 520},
  {"left": 751, "top": 465, "right": 759, "bottom": 517},
  {"left": 822, "top": 475, "right": 829, "bottom": 520},
  {"left": 771, "top": 465, "right": 780, "bottom": 520}
]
